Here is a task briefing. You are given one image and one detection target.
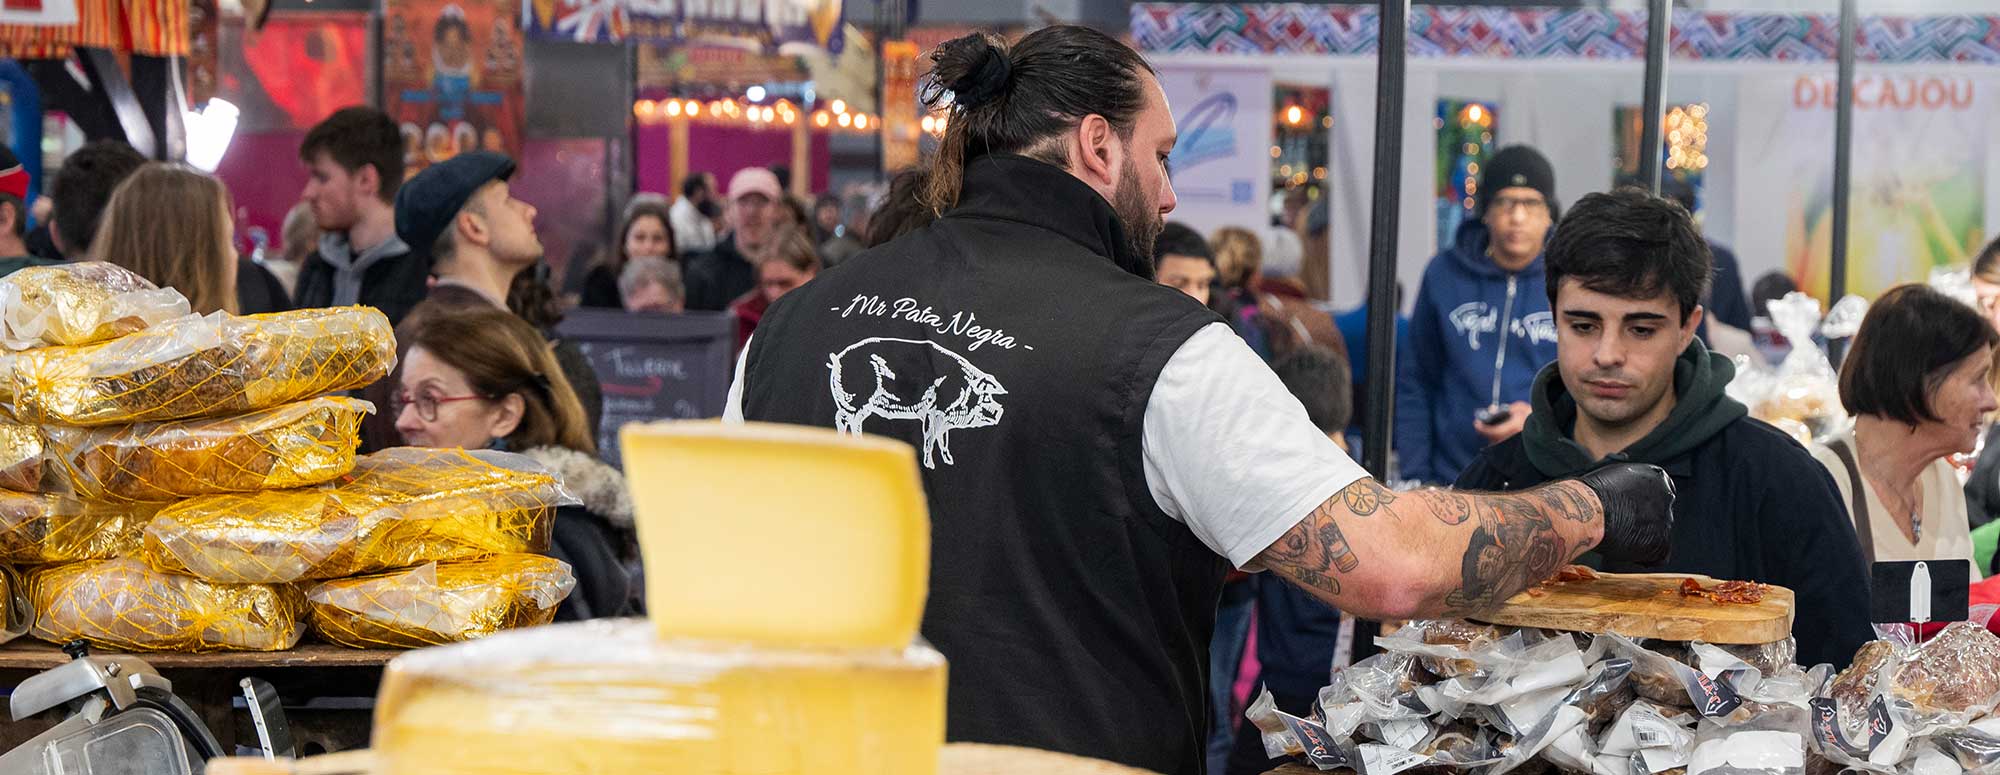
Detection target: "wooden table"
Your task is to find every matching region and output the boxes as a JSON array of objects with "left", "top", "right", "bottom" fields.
[{"left": 0, "top": 641, "right": 404, "bottom": 756}]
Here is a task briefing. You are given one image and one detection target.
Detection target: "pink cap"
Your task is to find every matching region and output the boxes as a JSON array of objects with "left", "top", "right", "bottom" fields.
[{"left": 727, "top": 168, "right": 784, "bottom": 203}]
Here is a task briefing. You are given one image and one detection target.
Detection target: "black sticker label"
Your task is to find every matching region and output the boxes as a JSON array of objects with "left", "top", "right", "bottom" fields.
[
  {"left": 1279, "top": 711, "right": 1353, "bottom": 769},
  {"left": 1679, "top": 666, "right": 1743, "bottom": 718},
  {"left": 1810, "top": 696, "right": 1893, "bottom": 757}
]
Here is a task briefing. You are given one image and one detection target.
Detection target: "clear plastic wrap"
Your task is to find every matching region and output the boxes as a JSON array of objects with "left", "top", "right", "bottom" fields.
[
  {"left": 0, "top": 422, "right": 43, "bottom": 491},
  {"left": 1752, "top": 292, "right": 1846, "bottom": 440},
  {"left": 307, "top": 554, "right": 575, "bottom": 649},
  {"left": 5, "top": 307, "right": 394, "bottom": 426},
  {"left": 0, "top": 262, "right": 191, "bottom": 351},
  {"left": 142, "top": 448, "right": 573, "bottom": 584},
  {"left": 371, "top": 618, "right": 947, "bottom": 775},
  {"left": 26, "top": 558, "right": 305, "bottom": 652},
  {"left": 0, "top": 492, "right": 155, "bottom": 563},
  {"left": 0, "top": 565, "right": 26, "bottom": 645},
  {"left": 35, "top": 396, "right": 370, "bottom": 502},
  {"left": 1271, "top": 620, "right": 1793, "bottom": 774}
]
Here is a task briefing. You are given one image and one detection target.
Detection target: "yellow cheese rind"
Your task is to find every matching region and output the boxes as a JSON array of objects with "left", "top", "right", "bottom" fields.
[
  {"left": 620, "top": 421, "right": 930, "bottom": 649},
  {"left": 372, "top": 619, "right": 947, "bottom": 775}
]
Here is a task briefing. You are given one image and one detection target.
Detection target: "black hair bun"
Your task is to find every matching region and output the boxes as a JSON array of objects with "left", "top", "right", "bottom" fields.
[{"left": 939, "top": 35, "right": 1012, "bottom": 109}]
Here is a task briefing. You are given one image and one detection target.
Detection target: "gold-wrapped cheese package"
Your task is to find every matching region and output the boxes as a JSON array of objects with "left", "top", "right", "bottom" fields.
[
  {"left": 27, "top": 558, "right": 305, "bottom": 652},
  {"left": 6, "top": 306, "right": 394, "bottom": 426},
  {"left": 36, "top": 396, "right": 371, "bottom": 502},
  {"left": 143, "top": 448, "right": 570, "bottom": 584},
  {"left": 0, "top": 422, "right": 43, "bottom": 491},
  {"left": 0, "top": 262, "right": 190, "bottom": 350},
  {"left": 0, "top": 566, "right": 26, "bottom": 645},
  {"left": 308, "top": 554, "right": 575, "bottom": 649},
  {"left": 0, "top": 492, "right": 155, "bottom": 563}
]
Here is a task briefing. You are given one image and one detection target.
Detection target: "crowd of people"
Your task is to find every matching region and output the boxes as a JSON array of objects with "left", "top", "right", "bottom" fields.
[{"left": 14, "top": 25, "right": 2000, "bottom": 775}]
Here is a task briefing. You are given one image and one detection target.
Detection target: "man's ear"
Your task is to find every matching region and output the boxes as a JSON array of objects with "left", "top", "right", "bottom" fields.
[
  {"left": 458, "top": 207, "right": 490, "bottom": 248},
  {"left": 1068, "top": 114, "right": 1118, "bottom": 189},
  {"left": 355, "top": 164, "right": 382, "bottom": 201},
  {"left": 1680, "top": 305, "right": 1706, "bottom": 349},
  {"left": 0, "top": 200, "right": 18, "bottom": 237}
]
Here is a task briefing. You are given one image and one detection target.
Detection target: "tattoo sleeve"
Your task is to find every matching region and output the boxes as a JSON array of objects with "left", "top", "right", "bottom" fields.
[{"left": 1256, "top": 478, "right": 1603, "bottom": 620}]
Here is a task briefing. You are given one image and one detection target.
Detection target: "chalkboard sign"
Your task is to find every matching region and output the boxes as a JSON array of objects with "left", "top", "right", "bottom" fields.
[{"left": 556, "top": 309, "right": 734, "bottom": 467}]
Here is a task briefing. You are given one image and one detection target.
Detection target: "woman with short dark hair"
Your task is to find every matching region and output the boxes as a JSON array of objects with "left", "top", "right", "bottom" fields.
[{"left": 1811, "top": 284, "right": 1998, "bottom": 571}]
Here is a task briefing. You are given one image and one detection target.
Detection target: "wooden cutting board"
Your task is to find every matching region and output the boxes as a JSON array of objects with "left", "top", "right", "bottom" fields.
[{"left": 1467, "top": 572, "right": 1796, "bottom": 645}]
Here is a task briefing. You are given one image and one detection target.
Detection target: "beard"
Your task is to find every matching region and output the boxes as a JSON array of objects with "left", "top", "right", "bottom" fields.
[{"left": 1111, "top": 155, "right": 1162, "bottom": 280}]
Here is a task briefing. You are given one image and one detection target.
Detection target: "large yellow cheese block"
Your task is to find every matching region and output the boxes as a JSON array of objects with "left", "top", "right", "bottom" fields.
[
  {"left": 619, "top": 421, "right": 930, "bottom": 649},
  {"left": 372, "top": 619, "right": 947, "bottom": 775}
]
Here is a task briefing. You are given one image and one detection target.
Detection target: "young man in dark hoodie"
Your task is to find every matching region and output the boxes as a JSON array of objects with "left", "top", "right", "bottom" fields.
[
  {"left": 1454, "top": 188, "right": 1873, "bottom": 668},
  {"left": 1395, "top": 145, "right": 1561, "bottom": 484},
  {"left": 295, "top": 107, "right": 425, "bottom": 325}
]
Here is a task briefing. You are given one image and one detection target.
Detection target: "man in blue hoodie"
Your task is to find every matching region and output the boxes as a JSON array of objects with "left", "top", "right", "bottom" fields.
[{"left": 1395, "top": 145, "right": 1561, "bottom": 484}]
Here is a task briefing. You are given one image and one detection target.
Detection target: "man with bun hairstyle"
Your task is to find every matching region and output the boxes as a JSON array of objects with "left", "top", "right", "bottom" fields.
[{"left": 728, "top": 26, "right": 1676, "bottom": 774}]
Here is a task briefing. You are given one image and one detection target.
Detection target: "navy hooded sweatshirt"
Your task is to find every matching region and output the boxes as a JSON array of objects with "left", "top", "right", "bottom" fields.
[{"left": 1393, "top": 221, "right": 1557, "bottom": 484}]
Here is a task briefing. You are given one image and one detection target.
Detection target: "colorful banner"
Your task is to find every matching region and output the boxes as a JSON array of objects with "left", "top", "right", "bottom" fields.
[
  {"left": 1158, "top": 64, "right": 1273, "bottom": 238},
  {"left": 524, "top": 0, "right": 843, "bottom": 55},
  {"left": 384, "top": 0, "right": 524, "bottom": 177},
  {"left": 880, "top": 39, "right": 919, "bottom": 174},
  {"left": 1734, "top": 74, "right": 1991, "bottom": 300},
  {"left": 1132, "top": 5, "right": 2000, "bottom": 65}
]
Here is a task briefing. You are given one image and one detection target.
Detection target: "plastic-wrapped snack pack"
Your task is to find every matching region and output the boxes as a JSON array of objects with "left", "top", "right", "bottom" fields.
[
  {"left": 0, "top": 262, "right": 190, "bottom": 351},
  {"left": 5, "top": 307, "right": 394, "bottom": 426},
  {"left": 143, "top": 448, "right": 572, "bottom": 584},
  {"left": 36, "top": 396, "right": 371, "bottom": 502},
  {"left": 1262, "top": 620, "right": 1813, "bottom": 775},
  {"left": 0, "top": 492, "right": 155, "bottom": 563},
  {"left": 26, "top": 558, "right": 305, "bottom": 652},
  {"left": 370, "top": 619, "right": 947, "bottom": 775},
  {"left": 1812, "top": 622, "right": 2000, "bottom": 773},
  {"left": 307, "top": 554, "right": 575, "bottom": 649}
]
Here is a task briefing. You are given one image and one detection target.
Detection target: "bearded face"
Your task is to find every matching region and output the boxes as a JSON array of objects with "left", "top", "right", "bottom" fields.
[{"left": 1112, "top": 153, "right": 1163, "bottom": 280}]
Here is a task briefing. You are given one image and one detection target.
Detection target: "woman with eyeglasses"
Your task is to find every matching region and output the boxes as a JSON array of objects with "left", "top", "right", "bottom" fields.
[{"left": 395, "top": 307, "right": 636, "bottom": 620}]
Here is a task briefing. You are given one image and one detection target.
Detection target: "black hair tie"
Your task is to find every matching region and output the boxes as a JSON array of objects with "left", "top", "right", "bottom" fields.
[{"left": 950, "top": 44, "right": 1012, "bottom": 110}]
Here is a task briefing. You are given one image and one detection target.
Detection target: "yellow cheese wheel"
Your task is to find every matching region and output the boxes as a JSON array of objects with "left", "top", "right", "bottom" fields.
[
  {"left": 620, "top": 421, "right": 930, "bottom": 649},
  {"left": 372, "top": 619, "right": 947, "bottom": 775}
]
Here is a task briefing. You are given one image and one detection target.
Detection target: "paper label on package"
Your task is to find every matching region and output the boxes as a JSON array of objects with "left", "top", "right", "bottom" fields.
[
  {"left": 1639, "top": 745, "right": 1692, "bottom": 773},
  {"left": 1690, "top": 731, "right": 1805, "bottom": 772},
  {"left": 1376, "top": 718, "right": 1429, "bottom": 750},
  {"left": 1677, "top": 663, "right": 1744, "bottom": 718},
  {"left": 1358, "top": 744, "right": 1431, "bottom": 775},
  {"left": 1276, "top": 710, "right": 1352, "bottom": 770}
]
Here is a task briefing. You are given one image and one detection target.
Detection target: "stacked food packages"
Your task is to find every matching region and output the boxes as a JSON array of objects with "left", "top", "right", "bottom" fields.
[
  {"left": 1250, "top": 616, "right": 1820, "bottom": 775},
  {"left": 1253, "top": 591, "right": 2000, "bottom": 775},
  {"left": 1732, "top": 292, "right": 1867, "bottom": 446},
  {"left": 1812, "top": 621, "right": 2000, "bottom": 772},
  {"left": 0, "top": 263, "right": 574, "bottom": 652},
  {"left": 367, "top": 423, "right": 948, "bottom": 775}
]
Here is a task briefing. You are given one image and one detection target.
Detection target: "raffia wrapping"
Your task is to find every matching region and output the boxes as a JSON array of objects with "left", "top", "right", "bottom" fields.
[
  {"left": 308, "top": 554, "right": 575, "bottom": 649},
  {"left": 0, "top": 492, "right": 156, "bottom": 563},
  {"left": 31, "top": 396, "right": 372, "bottom": 502},
  {"left": 0, "top": 262, "right": 189, "bottom": 351},
  {"left": 3, "top": 306, "right": 394, "bottom": 427},
  {"left": 143, "top": 448, "right": 570, "bottom": 584},
  {"left": 27, "top": 558, "right": 305, "bottom": 652}
]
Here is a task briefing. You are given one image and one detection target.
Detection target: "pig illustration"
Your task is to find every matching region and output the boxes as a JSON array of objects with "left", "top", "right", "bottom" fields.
[{"left": 827, "top": 337, "right": 1007, "bottom": 469}]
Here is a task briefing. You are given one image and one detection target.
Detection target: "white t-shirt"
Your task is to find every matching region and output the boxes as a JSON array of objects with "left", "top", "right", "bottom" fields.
[{"left": 724, "top": 323, "right": 1370, "bottom": 569}]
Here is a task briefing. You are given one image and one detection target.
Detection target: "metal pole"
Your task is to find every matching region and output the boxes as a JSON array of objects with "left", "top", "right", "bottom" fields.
[
  {"left": 1829, "top": 0, "right": 1857, "bottom": 302},
  {"left": 1637, "top": 0, "right": 1670, "bottom": 194},
  {"left": 1361, "top": 0, "right": 1408, "bottom": 481}
]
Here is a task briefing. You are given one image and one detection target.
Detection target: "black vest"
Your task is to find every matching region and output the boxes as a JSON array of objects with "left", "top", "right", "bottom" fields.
[{"left": 743, "top": 156, "right": 1229, "bottom": 775}]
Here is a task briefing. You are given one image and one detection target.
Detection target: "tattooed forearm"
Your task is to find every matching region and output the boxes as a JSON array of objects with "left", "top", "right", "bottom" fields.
[
  {"left": 1341, "top": 478, "right": 1396, "bottom": 516},
  {"left": 1261, "top": 497, "right": 1362, "bottom": 595},
  {"left": 1255, "top": 477, "right": 1604, "bottom": 620},
  {"left": 1440, "top": 481, "right": 1597, "bottom": 616}
]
